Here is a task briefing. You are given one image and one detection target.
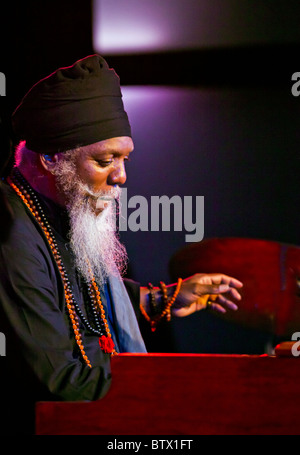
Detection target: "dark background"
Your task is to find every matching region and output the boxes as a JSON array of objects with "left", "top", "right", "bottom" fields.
[{"left": 1, "top": 0, "right": 300, "bottom": 354}]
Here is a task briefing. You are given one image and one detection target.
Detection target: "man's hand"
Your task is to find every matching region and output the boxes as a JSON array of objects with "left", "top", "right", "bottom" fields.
[{"left": 171, "top": 273, "right": 243, "bottom": 317}]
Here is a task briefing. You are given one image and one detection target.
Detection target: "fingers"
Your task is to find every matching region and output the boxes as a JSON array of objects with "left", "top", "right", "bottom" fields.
[
  {"left": 194, "top": 283, "right": 230, "bottom": 295},
  {"left": 194, "top": 282, "right": 242, "bottom": 299},
  {"left": 194, "top": 274, "right": 243, "bottom": 301},
  {"left": 206, "top": 298, "right": 238, "bottom": 314},
  {"left": 216, "top": 293, "right": 239, "bottom": 311},
  {"left": 180, "top": 273, "right": 243, "bottom": 315},
  {"left": 221, "top": 276, "right": 243, "bottom": 289},
  {"left": 227, "top": 287, "right": 242, "bottom": 301},
  {"left": 208, "top": 302, "right": 227, "bottom": 314},
  {"left": 208, "top": 285, "right": 242, "bottom": 301},
  {"left": 205, "top": 289, "right": 240, "bottom": 313},
  {"left": 203, "top": 282, "right": 242, "bottom": 313},
  {"left": 209, "top": 274, "right": 243, "bottom": 289}
]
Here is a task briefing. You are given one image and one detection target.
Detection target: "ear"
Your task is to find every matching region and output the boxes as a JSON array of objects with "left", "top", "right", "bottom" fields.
[{"left": 40, "top": 154, "right": 59, "bottom": 173}]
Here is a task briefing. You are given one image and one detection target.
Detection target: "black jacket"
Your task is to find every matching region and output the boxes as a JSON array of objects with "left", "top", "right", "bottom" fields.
[{"left": 0, "top": 181, "right": 141, "bottom": 434}]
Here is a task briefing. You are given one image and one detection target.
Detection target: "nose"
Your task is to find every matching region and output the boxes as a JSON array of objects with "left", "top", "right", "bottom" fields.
[{"left": 107, "top": 160, "right": 127, "bottom": 186}]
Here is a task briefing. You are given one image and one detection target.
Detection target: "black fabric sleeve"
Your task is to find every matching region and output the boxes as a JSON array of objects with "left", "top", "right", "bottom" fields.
[
  {"left": 0, "top": 189, "right": 112, "bottom": 404},
  {"left": 123, "top": 277, "right": 141, "bottom": 318}
]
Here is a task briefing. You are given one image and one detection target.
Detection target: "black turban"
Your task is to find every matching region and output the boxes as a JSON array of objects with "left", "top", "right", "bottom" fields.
[{"left": 12, "top": 54, "right": 132, "bottom": 154}]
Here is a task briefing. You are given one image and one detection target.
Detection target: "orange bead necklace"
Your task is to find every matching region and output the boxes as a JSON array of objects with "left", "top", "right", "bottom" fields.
[
  {"left": 139, "top": 278, "right": 182, "bottom": 332},
  {"left": 8, "top": 169, "right": 117, "bottom": 368}
]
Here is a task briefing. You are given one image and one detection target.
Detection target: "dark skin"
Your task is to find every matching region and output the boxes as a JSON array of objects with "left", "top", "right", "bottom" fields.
[{"left": 19, "top": 136, "right": 243, "bottom": 317}]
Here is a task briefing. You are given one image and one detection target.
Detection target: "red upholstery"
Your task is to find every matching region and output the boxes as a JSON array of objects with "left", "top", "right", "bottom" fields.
[{"left": 169, "top": 237, "right": 300, "bottom": 336}]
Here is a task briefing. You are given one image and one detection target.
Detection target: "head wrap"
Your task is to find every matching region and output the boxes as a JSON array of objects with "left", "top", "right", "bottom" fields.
[{"left": 12, "top": 54, "right": 131, "bottom": 154}]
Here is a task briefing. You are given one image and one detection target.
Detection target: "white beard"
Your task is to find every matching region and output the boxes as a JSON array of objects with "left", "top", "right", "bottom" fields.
[{"left": 52, "top": 156, "right": 128, "bottom": 285}]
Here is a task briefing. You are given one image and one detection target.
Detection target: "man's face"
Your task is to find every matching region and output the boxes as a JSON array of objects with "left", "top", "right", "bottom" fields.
[
  {"left": 73, "top": 136, "right": 133, "bottom": 194},
  {"left": 48, "top": 136, "right": 133, "bottom": 283}
]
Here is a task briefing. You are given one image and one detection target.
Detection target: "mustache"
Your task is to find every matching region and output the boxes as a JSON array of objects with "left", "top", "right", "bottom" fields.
[
  {"left": 69, "top": 184, "right": 122, "bottom": 213},
  {"left": 80, "top": 184, "right": 121, "bottom": 201}
]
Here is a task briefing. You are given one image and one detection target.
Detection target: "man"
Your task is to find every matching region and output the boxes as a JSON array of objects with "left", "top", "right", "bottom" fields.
[{"left": 0, "top": 55, "right": 242, "bottom": 433}]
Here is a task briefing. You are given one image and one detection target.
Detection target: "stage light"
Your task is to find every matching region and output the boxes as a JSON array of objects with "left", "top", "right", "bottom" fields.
[{"left": 93, "top": 0, "right": 300, "bottom": 55}]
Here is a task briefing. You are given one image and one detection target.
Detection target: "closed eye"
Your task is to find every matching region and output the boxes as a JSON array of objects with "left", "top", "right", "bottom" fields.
[
  {"left": 96, "top": 159, "right": 114, "bottom": 168},
  {"left": 96, "top": 156, "right": 131, "bottom": 168}
]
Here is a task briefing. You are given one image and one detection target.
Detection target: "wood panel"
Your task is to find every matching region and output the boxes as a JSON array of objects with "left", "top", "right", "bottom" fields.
[{"left": 36, "top": 353, "right": 300, "bottom": 435}]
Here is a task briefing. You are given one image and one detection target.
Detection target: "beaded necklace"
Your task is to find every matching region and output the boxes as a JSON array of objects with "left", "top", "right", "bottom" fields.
[{"left": 8, "top": 169, "right": 117, "bottom": 368}]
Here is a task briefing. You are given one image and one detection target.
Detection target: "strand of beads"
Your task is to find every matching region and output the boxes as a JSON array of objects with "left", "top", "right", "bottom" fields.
[
  {"left": 140, "top": 278, "right": 183, "bottom": 332},
  {"left": 8, "top": 170, "right": 116, "bottom": 366},
  {"left": 88, "top": 277, "right": 116, "bottom": 355}
]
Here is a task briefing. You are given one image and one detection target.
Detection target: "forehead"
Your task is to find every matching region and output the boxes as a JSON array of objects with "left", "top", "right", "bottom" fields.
[{"left": 80, "top": 136, "right": 134, "bottom": 157}]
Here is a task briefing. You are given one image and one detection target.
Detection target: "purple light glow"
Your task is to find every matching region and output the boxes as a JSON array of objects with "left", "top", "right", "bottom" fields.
[
  {"left": 92, "top": 0, "right": 232, "bottom": 55},
  {"left": 121, "top": 86, "right": 189, "bottom": 140},
  {"left": 122, "top": 86, "right": 175, "bottom": 114},
  {"left": 93, "top": 0, "right": 169, "bottom": 54},
  {"left": 93, "top": 0, "right": 299, "bottom": 55},
  {"left": 119, "top": 85, "right": 217, "bottom": 174}
]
